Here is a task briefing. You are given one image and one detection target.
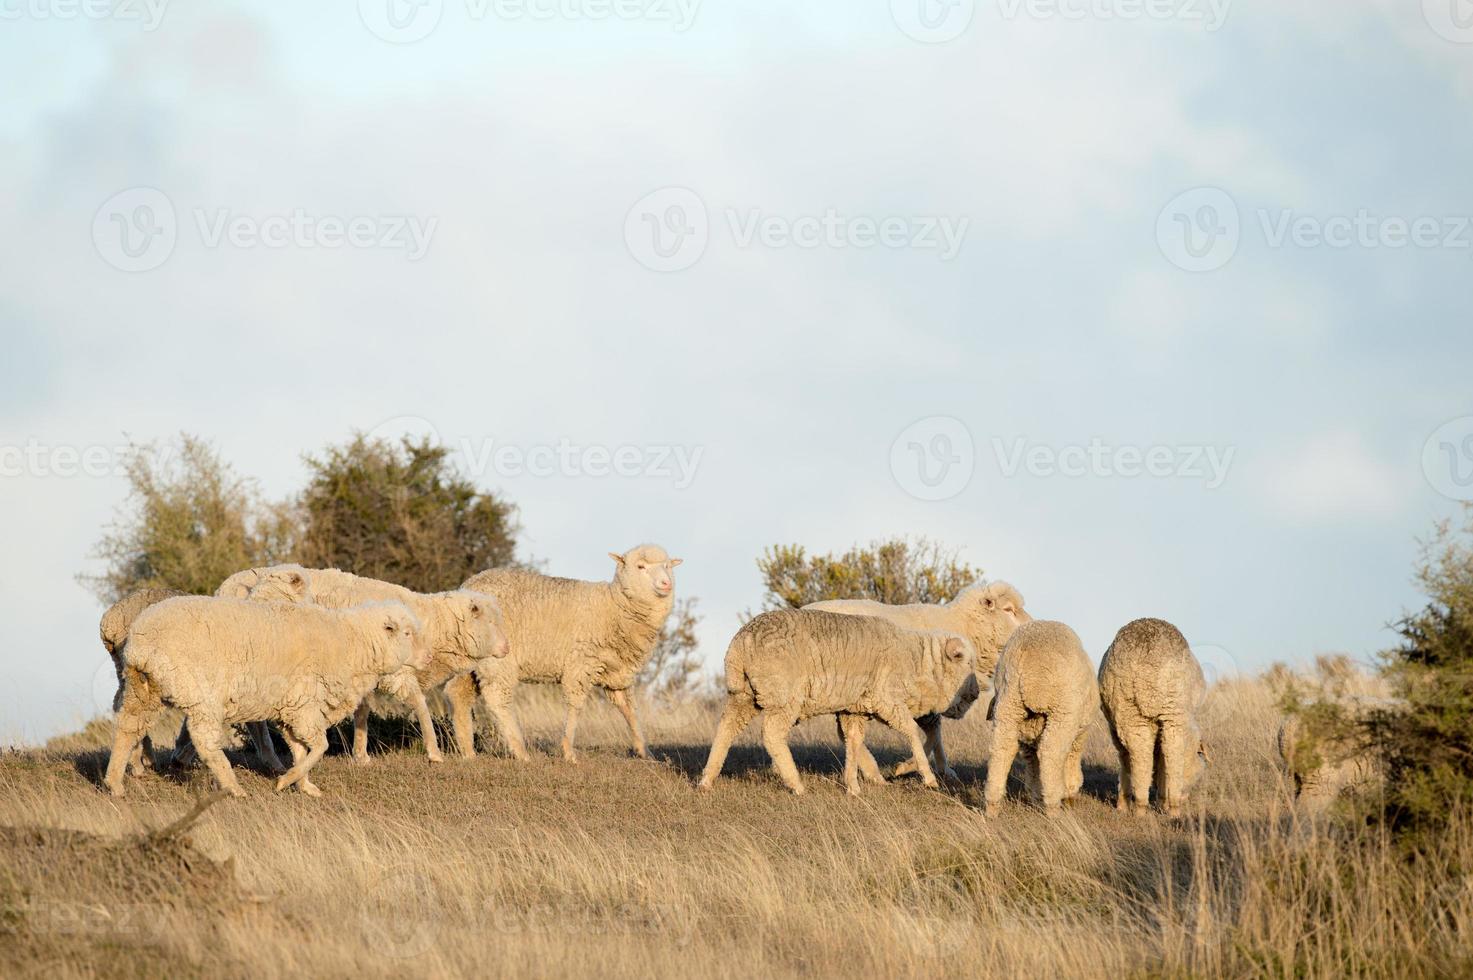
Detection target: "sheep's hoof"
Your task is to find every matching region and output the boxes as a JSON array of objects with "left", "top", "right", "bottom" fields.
[
  {"left": 226, "top": 787, "right": 247, "bottom": 799},
  {"left": 633, "top": 748, "right": 649, "bottom": 760},
  {"left": 299, "top": 782, "right": 322, "bottom": 798},
  {"left": 845, "top": 784, "right": 862, "bottom": 797},
  {"left": 561, "top": 751, "right": 579, "bottom": 765},
  {"left": 352, "top": 754, "right": 373, "bottom": 767},
  {"left": 106, "top": 784, "right": 126, "bottom": 798},
  {"left": 1043, "top": 805, "right": 1064, "bottom": 819},
  {"left": 695, "top": 780, "right": 713, "bottom": 792},
  {"left": 921, "top": 778, "right": 940, "bottom": 790},
  {"left": 790, "top": 785, "right": 806, "bottom": 796}
]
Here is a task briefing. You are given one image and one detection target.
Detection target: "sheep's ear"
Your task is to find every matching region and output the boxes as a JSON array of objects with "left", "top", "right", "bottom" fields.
[
  {"left": 288, "top": 573, "right": 302, "bottom": 586},
  {"left": 669, "top": 558, "right": 683, "bottom": 568},
  {"left": 944, "top": 637, "right": 966, "bottom": 661},
  {"left": 982, "top": 594, "right": 996, "bottom": 609},
  {"left": 608, "top": 552, "right": 626, "bottom": 566},
  {"left": 1199, "top": 741, "right": 1212, "bottom": 764},
  {"left": 467, "top": 601, "right": 482, "bottom": 618},
  {"left": 985, "top": 695, "right": 997, "bottom": 721}
]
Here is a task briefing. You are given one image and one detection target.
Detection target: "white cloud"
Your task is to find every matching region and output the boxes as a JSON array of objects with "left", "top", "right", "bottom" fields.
[{"left": 1251, "top": 430, "right": 1409, "bottom": 522}]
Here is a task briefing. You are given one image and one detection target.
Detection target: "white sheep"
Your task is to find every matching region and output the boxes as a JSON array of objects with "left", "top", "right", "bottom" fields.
[
  {"left": 1276, "top": 696, "right": 1396, "bottom": 810},
  {"left": 189, "top": 564, "right": 510, "bottom": 765},
  {"left": 99, "top": 588, "right": 186, "bottom": 775},
  {"left": 1098, "top": 618, "right": 1209, "bottom": 816},
  {"left": 697, "top": 609, "right": 977, "bottom": 796},
  {"left": 983, "top": 620, "right": 1099, "bottom": 816},
  {"left": 803, "top": 581, "right": 1030, "bottom": 784},
  {"left": 447, "top": 544, "right": 682, "bottom": 763},
  {"left": 104, "top": 596, "right": 424, "bottom": 798}
]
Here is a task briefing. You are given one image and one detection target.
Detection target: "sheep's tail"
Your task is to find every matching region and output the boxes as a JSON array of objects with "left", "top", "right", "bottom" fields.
[{"left": 723, "top": 628, "right": 756, "bottom": 697}]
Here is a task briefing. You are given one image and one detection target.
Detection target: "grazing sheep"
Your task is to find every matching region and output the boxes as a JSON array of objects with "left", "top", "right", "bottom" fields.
[
  {"left": 983, "top": 620, "right": 1098, "bottom": 816},
  {"left": 1277, "top": 696, "right": 1396, "bottom": 810},
  {"left": 1098, "top": 618, "right": 1209, "bottom": 816},
  {"left": 804, "top": 581, "right": 1030, "bottom": 783},
  {"left": 697, "top": 609, "right": 977, "bottom": 796},
  {"left": 99, "top": 588, "right": 186, "bottom": 775},
  {"left": 446, "top": 545, "right": 682, "bottom": 763},
  {"left": 180, "top": 565, "right": 510, "bottom": 765},
  {"left": 104, "top": 597, "right": 424, "bottom": 798}
]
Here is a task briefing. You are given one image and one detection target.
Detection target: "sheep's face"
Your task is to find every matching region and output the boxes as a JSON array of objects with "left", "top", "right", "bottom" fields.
[
  {"left": 942, "top": 670, "right": 981, "bottom": 720},
  {"left": 610, "top": 544, "right": 682, "bottom": 601},
  {"left": 457, "top": 590, "right": 512, "bottom": 660},
  {"left": 247, "top": 568, "right": 312, "bottom": 604},
  {"left": 956, "top": 582, "right": 1030, "bottom": 675},
  {"left": 380, "top": 606, "right": 425, "bottom": 670}
]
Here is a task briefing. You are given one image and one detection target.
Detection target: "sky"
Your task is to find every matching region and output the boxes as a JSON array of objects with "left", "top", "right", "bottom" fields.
[{"left": 1, "top": 0, "right": 1471, "bottom": 744}]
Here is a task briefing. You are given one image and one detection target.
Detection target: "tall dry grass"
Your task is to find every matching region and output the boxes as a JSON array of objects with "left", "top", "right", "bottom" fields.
[{"left": 2, "top": 665, "right": 1470, "bottom": 979}]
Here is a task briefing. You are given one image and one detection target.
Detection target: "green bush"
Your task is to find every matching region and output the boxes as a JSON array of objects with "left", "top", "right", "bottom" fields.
[{"left": 754, "top": 536, "right": 980, "bottom": 611}]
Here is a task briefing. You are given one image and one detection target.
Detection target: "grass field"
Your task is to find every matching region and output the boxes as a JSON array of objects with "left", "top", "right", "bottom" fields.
[{"left": 3, "top": 673, "right": 1470, "bottom": 979}]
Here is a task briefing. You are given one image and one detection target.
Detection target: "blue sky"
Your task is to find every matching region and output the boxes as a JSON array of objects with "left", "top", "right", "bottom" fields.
[{"left": 2, "top": 0, "right": 1471, "bottom": 743}]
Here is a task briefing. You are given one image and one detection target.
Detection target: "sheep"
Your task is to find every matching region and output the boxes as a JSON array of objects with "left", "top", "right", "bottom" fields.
[
  {"left": 166, "top": 567, "right": 317, "bottom": 774},
  {"left": 99, "top": 588, "right": 186, "bottom": 775},
  {"left": 1098, "top": 618, "right": 1209, "bottom": 816},
  {"left": 983, "top": 620, "right": 1099, "bottom": 816},
  {"left": 803, "top": 581, "right": 1030, "bottom": 784},
  {"left": 177, "top": 565, "right": 510, "bottom": 766},
  {"left": 104, "top": 596, "right": 424, "bottom": 798},
  {"left": 444, "top": 545, "right": 681, "bottom": 763},
  {"left": 1276, "top": 696, "right": 1396, "bottom": 810},
  {"left": 697, "top": 609, "right": 977, "bottom": 796}
]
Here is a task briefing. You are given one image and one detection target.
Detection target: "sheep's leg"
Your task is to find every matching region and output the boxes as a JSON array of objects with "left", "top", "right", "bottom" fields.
[
  {"left": 480, "top": 680, "right": 529, "bottom": 762},
  {"left": 876, "top": 705, "right": 938, "bottom": 790},
  {"left": 1159, "top": 722, "right": 1187, "bottom": 816},
  {"left": 279, "top": 732, "right": 322, "bottom": 797},
  {"left": 697, "top": 695, "right": 757, "bottom": 790},
  {"left": 1107, "top": 722, "right": 1132, "bottom": 812},
  {"left": 104, "top": 684, "right": 157, "bottom": 797},
  {"left": 1152, "top": 730, "right": 1168, "bottom": 808},
  {"left": 1035, "top": 717, "right": 1073, "bottom": 816},
  {"left": 444, "top": 673, "right": 479, "bottom": 759},
  {"left": 925, "top": 716, "right": 960, "bottom": 785},
  {"left": 276, "top": 729, "right": 328, "bottom": 797},
  {"left": 983, "top": 717, "right": 1021, "bottom": 815},
  {"left": 838, "top": 714, "right": 869, "bottom": 796},
  {"left": 190, "top": 718, "right": 246, "bottom": 799},
  {"left": 247, "top": 721, "right": 286, "bottom": 775},
  {"left": 1122, "top": 722, "right": 1155, "bottom": 815},
  {"left": 169, "top": 718, "right": 197, "bottom": 770},
  {"left": 351, "top": 701, "right": 373, "bottom": 764},
  {"left": 761, "top": 707, "right": 806, "bottom": 795},
  {"left": 560, "top": 675, "right": 594, "bottom": 764},
  {"left": 407, "top": 682, "right": 444, "bottom": 763},
  {"left": 833, "top": 715, "right": 886, "bottom": 784},
  {"left": 1020, "top": 745, "right": 1042, "bottom": 804},
  {"left": 1065, "top": 729, "right": 1088, "bottom": 801},
  {"left": 607, "top": 688, "right": 649, "bottom": 759}
]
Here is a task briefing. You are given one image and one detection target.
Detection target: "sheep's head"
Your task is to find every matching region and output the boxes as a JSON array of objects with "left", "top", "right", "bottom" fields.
[
  {"left": 933, "top": 634, "right": 978, "bottom": 716},
  {"left": 953, "top": 581, "right": 1030, "bottom": 674},
  {"left": 215, "top": 569, "right": 262, "bottom": 599},
  {"left": 455, "top": 589, "right": 512, "bottom": 661},
  {"left": 378, "top": 604, "right": 426, "bottom": 671},
  {"left": 246, "top": 566, "right": 312, "bottom": 604},
  {"left": 609, "top": 544, "right": 682, "bottom": 601}
]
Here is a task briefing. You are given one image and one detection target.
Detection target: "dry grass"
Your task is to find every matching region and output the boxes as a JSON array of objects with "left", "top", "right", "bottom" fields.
[{"left": 2, "top": 672, "right": 1471, "bottom": 979}]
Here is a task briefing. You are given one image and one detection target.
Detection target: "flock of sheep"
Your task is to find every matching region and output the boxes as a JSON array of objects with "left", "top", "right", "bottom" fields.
[{"left": 97, "top": 543, "right": 1356, "bottom": 813}]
